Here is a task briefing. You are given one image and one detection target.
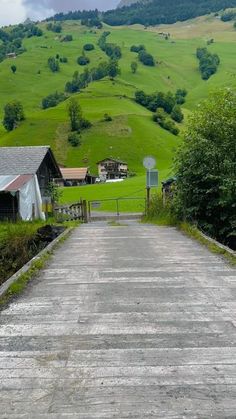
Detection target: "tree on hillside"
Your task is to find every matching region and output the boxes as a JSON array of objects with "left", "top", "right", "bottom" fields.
[
  {"left": 107, "top": 59, "right": 120, "bottom": 79},
  {"left": 11, "top": 65, "right": 17, "bottom": 74},
  {"left": 171, "top": 105, "right": 184, "bottom": 123},
  {"left": 48, "top": 56, "right": 60, "bottom": 72},
  {"left": 174, "top": 89, "right": 236, "bottom": 249},
  {"left": 67, "top": 97, "right": 91, "bottom": 133},
  {"left": 68, "top": 97, "right": 82, "bottom": 132},
  {"left": 131, "top": 61, "right": 138, "bottom": 73},
  {"left": 3, "top": 101, "right": 25, "bottom": 131}
]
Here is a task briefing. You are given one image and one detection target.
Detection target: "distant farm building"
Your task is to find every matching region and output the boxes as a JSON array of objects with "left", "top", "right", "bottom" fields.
[
  {"left": 57, "top": 168, "right": 96, "bottom": 186},
  {"left": 97, "top": 158, "right": 128, "bottom": 180},
  {"left": 0, "top": 146, "right": 61, "bottom": 221},
  {"left": 6, "top": 53, "right": 16, "bottom": 59}
]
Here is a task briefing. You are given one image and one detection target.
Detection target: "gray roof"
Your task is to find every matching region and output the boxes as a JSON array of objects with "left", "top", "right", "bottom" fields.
[{"left": 0, "top": 146, "right": 54, "bottom": 175}]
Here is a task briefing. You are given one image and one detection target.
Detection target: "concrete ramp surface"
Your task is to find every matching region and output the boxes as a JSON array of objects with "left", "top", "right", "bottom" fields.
[{"left": 0, "top": 221, "right": 236, "bottom": 418}]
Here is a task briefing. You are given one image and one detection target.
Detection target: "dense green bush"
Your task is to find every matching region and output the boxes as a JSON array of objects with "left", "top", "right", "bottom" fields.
[
  {"left": 59, "top": 56, "right": 68, "bottom": 63},
  {"left": 138, "top": 50, "right": 155, "bottom": 66},
  {"left": 46, "top": 22, "right": 62, "bottom": 33},
  {"left": 83, "top": 43, "right": 95, "bottom": 51},
  {"left": 174, "top": 89, "right": 236, "bottom": 249},
  {"left": 42, "top": 92, "right": 67, "bottom": 109},
  {"left": 171, "top": 105, "right": 184, "bottom": 123},
  {"left": 153, "top": 109, "right": 179, "bottom": 135},
  {"left": 77, "top": 55, "right": 90, "bottom": 66},
  {"left": 175, "top": 88, "right": 188, "bottom": 104},
  {"left": 68, "top": 132, "right": 81, "bottom": 147},
  {"left": 3, "top": 101, "right": 25, "bottom": 131},
  {"left": 48, "top": 56, "right": 60, "bottom": 72},
  {"left": 130, "top": 44, "right": 145, "bottom": 53},
  {"left": 196, "top": 47, "right": 220, "bottom": 80},
  {"left": 61, "top": 34, "right": 73, "bottom": 42}
]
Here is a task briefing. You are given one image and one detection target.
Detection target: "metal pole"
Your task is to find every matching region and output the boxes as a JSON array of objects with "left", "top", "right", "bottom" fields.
[
  {"left": 116, "top": 199, "right": 120, "bottom": 218},
  {"left": 146, "top": 169, "right": 151, "bottom": 213}
]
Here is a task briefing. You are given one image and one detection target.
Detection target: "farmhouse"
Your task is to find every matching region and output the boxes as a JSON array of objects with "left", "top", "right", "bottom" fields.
[
  {"left": 57, "top": 168, "right": 96, "bottom": 186},
  {"left": 97, "top": 158, "right": 128, "bottom": 180},
  {"left": 6, "top": 52, "right": 17, "bottom": 59},
  {"left": 0, "top": 146, "right": 61, "bottom": 221}
]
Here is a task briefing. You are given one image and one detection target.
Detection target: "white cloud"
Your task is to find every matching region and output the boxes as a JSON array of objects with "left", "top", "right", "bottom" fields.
[
  {"left": 0, "top": 0, "right": 119, "bottom": 27},
  {"left": 0, "top": 0, "right": 26, "bottom": 26}
]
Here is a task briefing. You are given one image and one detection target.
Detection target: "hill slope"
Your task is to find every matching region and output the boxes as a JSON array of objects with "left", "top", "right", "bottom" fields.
[
  {"left": 104, "top": 0, "right": 236, "bottom": 25},
  {"left": 0, "top": 16, "right": 236, "bottom": 205}
]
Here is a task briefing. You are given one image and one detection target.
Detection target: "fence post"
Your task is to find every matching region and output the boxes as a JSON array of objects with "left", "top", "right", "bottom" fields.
[{"left": 83, "top": 200, "right": 88, "bottom": 223}]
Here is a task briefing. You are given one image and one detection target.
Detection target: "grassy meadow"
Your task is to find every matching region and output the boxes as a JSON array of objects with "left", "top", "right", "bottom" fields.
[{"left": 0, "top": 15, "right": 235, "bottom": 209}]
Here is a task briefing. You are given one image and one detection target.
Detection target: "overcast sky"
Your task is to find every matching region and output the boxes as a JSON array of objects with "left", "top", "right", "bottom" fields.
[{"left": 0, "top": 0, "right": 119, "bottom": 27}]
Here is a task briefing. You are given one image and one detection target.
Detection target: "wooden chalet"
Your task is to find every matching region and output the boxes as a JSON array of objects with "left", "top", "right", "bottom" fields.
[
  {"left": 57, "top": 168, "right": 96, "bottom": 186},
  {"left": 97, "top": 158, "right": 128, "bottom": 180}
]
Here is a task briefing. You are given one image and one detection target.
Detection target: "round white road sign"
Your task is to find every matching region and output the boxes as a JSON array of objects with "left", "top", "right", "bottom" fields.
[{"left": 143, "top": 156, "right": 156, "bottom": 170}]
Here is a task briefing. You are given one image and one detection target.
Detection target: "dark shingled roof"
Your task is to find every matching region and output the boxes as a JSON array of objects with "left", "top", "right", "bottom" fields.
[{"left": 0, "top": 146, "right": 59, "bottom": 176}]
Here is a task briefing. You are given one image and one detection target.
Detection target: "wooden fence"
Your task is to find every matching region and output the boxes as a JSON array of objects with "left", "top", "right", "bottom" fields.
[{"left": 54, "top": 200, "right": 88, "bottom": 223}]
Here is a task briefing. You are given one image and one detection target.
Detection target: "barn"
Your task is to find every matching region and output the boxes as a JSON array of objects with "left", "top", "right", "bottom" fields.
[{"left": 0, "top": 146, "right": 61, "bottom": 221}]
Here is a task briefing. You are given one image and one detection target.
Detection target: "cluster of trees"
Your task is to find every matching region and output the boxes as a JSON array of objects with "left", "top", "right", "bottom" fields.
[
  {"left": 60, "top": 34, "right": 73, "bottom": 42},
  {"left": 98, "top": 31, "right": 122, "bottom": 60},
  {"left": 67, "top": 98, "right": 92, "bottom": 146},
  {"left": 51, "top": 9, "right": 100, "bottom": 21},
  {"left": 196, "top": 47, "right": 220, "bottom": 80},
  {"left": 175, "top": 89, "right": 188, "bottom": 105},
  {"left": 81, "top": 18, "right": 103, "bottom": 29},
  {"left": 174, "top": 90, "right": 236, "bottom": 249},
  {"left": 65, "top": 60, "right": 120, "bottom": 93},
  {"left": 221, "top": 9, "right": 236, "bottom": 21},
  {"left": 103, "top": 0, "right": 236, "bottom": 26},
  {"left": 135, "top": 89, "right": 185, "bottom": 135},
  {"left": 130, "top": 44, "right": 155, "bottom": 66},
  {"left": 46, "top": 22, "right": 62, "bottom": 33},
  {"left": 3, "top": 101, "right": 25, "bottom": 131},
  {"left": 138, "top": 50, "right": 155, "bottom": 67},
  {"left": 0, "top": 23, "right": 42, "bottom": 62},
  {"left": 48, "top": 56, "right": 60, "bottom": 72},
  {"left": 153, "top": 108, "right": 179, "bottom": 135},
  {"left": 77, "top": 55, "right": 90, "bottom": 66},
  {"left": 42, "top": 92, "right": 67, "bottom": 109}
]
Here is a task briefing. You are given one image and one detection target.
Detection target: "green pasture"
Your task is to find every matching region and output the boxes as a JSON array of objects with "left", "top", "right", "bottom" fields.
[{"left": 0, "top": 15, "right": 235, "bottom": 206}]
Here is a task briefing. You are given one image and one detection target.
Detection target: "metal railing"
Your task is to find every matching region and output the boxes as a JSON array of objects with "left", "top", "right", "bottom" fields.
[{"left": 88, "top": 197, "right": 146, "bottom": 221}]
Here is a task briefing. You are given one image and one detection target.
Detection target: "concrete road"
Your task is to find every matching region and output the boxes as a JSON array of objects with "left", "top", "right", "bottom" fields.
[{"left": 0, "top": 221, "right": 236, "bottom": 418}]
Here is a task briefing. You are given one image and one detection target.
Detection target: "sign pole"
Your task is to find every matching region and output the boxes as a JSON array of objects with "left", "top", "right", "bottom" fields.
[
  {"left": 146, "top": 169, "right": 151, "bottom": 211},
  {"left": 143, "top": 157, "right": 158, "bottom": 215}
]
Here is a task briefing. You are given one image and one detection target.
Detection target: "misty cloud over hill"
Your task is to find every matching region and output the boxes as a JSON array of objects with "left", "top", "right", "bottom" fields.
[{"left": 0, "top": 0, "right": 119, "bottom": 26}]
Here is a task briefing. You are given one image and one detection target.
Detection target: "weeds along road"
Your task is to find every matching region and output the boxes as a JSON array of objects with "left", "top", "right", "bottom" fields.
[{"left": 0, "top": 220, "right": 236, "bottom": 418}]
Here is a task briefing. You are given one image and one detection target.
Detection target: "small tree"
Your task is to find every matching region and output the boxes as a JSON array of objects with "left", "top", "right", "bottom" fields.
[
  {"left": 67, "top": 97, "right": 82, "bottom": 132},
  {"left": 68, "top": 132, "right": 81, "bottom": 147},
  {"left": 48, "top": 56, "right": 60, "bottom": 72},
  {"left": 131, "top": 61, "right": 138, "bottom": 74},
  {"left": 3, "top": 101, "right": 25, "bottom": 131},
  {"left": 45, "top": 182, "right": 62, "bottom": 209},
  {"left": 11, "top": 65, "right": 17, "bottom": 74},
  {"left": 171, "top": 105, "right": 184, "bottom": 123},
  {"left": 107, "top": 59, "right": 120, "bottom": 79}
]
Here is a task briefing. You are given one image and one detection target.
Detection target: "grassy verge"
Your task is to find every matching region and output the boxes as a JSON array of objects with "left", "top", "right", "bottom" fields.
[
  {"left": 142, "top": 194, "right": 235, "bottom": 266},
  {"left": 179, "top": 222, "right": 236, "bottom": 266},
  {"left": 0, "top": 227, "right": 72, "bottom": 309}
]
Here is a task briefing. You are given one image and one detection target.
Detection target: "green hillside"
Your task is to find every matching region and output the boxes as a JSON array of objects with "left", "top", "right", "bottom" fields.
[{"left": 0, "top": 15, "right": 236, "bottom": 206}]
